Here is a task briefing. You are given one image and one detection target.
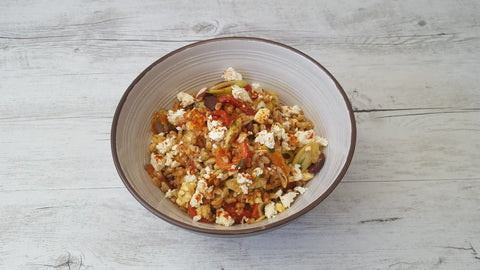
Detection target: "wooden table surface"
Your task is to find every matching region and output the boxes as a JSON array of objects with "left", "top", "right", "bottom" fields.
[{"left": 1, "top": 1, "right": 479, "bottom": 269}]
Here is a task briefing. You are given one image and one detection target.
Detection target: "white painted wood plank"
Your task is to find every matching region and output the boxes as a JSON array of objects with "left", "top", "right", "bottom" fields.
[{"left": 0, "top": 180, "right": 479, "bottom": 269}]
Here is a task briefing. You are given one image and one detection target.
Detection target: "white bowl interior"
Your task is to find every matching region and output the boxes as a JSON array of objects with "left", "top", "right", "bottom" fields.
[{"left": 113, "top": 38, "right": 355, "bottom": 234}]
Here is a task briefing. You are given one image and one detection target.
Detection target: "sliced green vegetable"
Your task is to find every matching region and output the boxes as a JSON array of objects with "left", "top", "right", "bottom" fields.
[
  {"left": 224, "top": 118, "right": 242, "bottom": 149},
  {"left": 206, "top": 80, "right": 248, "bottom": 95},
  {"left": 236, "top": 158, "right": 246, "bottom": 169},
  {"left": 267, "top": 147, "right": 275, "bottom": 154},
  {"left": 251, "top": 177, "right": 267, "bottom": 189},
  {"left": 225, "top": 178, "right": 240, "bottom": 192},
  {"left": 292, "top": 142, "right": 321, "bottom": 172}
]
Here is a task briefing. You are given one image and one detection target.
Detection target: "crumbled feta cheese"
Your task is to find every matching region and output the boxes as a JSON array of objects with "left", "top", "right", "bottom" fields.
[
  {"left": 252, "top": 167, "right": 263, "bottom": 177},
  {"left": 164, "top": 151, "right": 180, "bottom": 168},
  {"left": 215, "top": 208, "right": 235, "bottom": 226},
  {"left": 295, "top": 129, "right": 316, "bottom": 147},
  {"left": 292, "top": 164, "right": 303, "bottom": 181},
  {"left": 167, "top": 109, "right": 186, "bottom": 125},
  {"left": 189, "top": 190, "right": 203, "bottom": 208},
  {"left": 294, "top": 186, "right": 307, "bottom": 194},
  {"left": 156, "top": 136, "right": 176, "bottom": 154},
  {"left": 222, "top": 67, "right": 242, "bottom": 81},
  {"left": 254, "top": 130, "right": 275, "bottom": 149},
  {"left": 208, "top": 125, "right": 227, "bottom": 142},
  {"left": 251, "top": 83, "right": 263, "bottom": 94},
  {"left": 150, "top": 153, "right": 164, "bottom": 171},
  {"left": 192, "top": 215, "right": 202, "bottom": 222},
  {"left": 253, "top": 108, "right": 270, "bottom": 124},
  {"left": 237, "top": 173, "right": 253, "bottom": 194},
  {"left": 165, "top": 189, "right": 175, "bottom": 198},
  {"left": 280, "top": 191, "right": 298, "bottom": 208},
  {"left": 264, "top": 202, "right": 278, "bottom": 219},
  {"left": 317, "top": 136, "right": 329, "bottom": 146},
  {"left": 207, "top": 116, "right": 221, "bottom": 131},
  {"left": 212, "top": 143, "right": 218, "bottom": 149},
  {"left": 196, "top": 179, "right": 214, "bottom": 199},
  {"left": 176, "top": 92, "right": 195, "bottom": 107},
  {"left": 231, "top": 85, "right": 252, "bottom": 103},
  {"left": 184, "top": 172, "right": 197, "bottom": 183},
  {"left": 217, "top": 173, "right": 225, "bottom": 180},
  {"left": 281, "top": 141, "right": 292, "bottom": 151},
  {"left": 281, "top": 105, "right": 302, "bottom": 116},
  {"left": 275, "top": 189, "right": 283, "bottom": 198},
  {"left": 271, "top": 123, "right": 290, "bottom": 142}
]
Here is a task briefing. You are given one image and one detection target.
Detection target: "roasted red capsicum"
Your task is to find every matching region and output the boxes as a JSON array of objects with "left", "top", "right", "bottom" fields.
[{"left": 217, "top": 95, "right": 256, "bottom": 115}]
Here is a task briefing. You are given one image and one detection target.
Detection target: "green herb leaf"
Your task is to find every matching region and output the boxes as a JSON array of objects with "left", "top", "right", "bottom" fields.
[{"left": 267, "top": 147, "right": 275, "bottom": 154}]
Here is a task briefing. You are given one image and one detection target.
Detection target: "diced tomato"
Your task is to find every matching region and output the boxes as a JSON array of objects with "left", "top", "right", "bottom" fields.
[
  {"left": 251, "top": 203, "right": 260, "bottom": 219},
  {"left": 232, "top": 141, "right": 250, "bottom": 166},
  {"left": 146, "top": 164, "right": 155, "bottom": 178},
  {"left": 217, "top": 95, "right": 256, "bottom": 115},
  {"left": 188, "top": 204, "right": 197, "bottom": 218},
  {"left": 245, "top": 84, "right": 252, "bottom": 93},
  {"left": 211, "top": 109, "right": 232, "bottom": 127},
  {"left": 215, "top": 148, "right": 233, "bottom": 170}
]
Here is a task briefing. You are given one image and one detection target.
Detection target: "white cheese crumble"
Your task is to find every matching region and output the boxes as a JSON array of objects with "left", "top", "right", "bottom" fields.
[
  {"left": 150, "top": 153, "right": 163, "bottom": 171},
  {"left": 164, "top": 151, "right": 180, "bottom": 168},
  {"left": 231, "top": 85, "right": 252, "bottom": 103},
  {"left": 176, "top": 92, "right": 195, "bottom": 108},
  {"left": 222, "top": 67, "right": 243, "bottom": 81},
  {"left": 281, "top": 105, "right": 302, "bottom": 116},
  {"left": 292, "top": 164, "right": 303, "bottom": 181},
  {"left": 294, "top": 186, "right": 307, "bottom": 194},
  {"left": 280, "top": 191, "right": 298, "bottom": 208},
  {"left": 192, "top": 215, "right": 202, "bottom": 222},
  {"left": 207, "top": 115, "right": 227, "bottom": 142},
  {"left": 156, "top": 136, "right": 176, "bottom": 154},
  {"left": 253, "top": 108, "right": 270, "bottom": 124},
  {"left": 167, "top": 109, "right": 186, "bottom": 125},
  {"left": 254, "top": 130, "right": 275, "bottom": 149},
  {"left": 317, "top": 136, "right": 329, "bottom": 147},
  {"left": 189, "top": 190, "right": 203, "bottom": 208},
  {"left": 252, "top": 167, "right": 263, "bottom": 177},
  {"left": 165, "top": 189, "right": 175, "bottom": 198},
  {"left": 251, "top": 83, "right": 263, "bottom": 94},
  {"left": 184, "top": 172, "right": 197, "bottom": 183},
  {"left": 264, "top": 202, "right": 278, "bottom": 219},
  {"left": 295, "top": 129, "right": 315, "bottom": 147},
  {"left": 215, "top": 208, "right": 235, "bottom": 226},
  {"left": 237, "top": 173, "right": 253, "bottom": 194},
  {"left": 208, "top": 126, "right": 227, "bottom": 142}
]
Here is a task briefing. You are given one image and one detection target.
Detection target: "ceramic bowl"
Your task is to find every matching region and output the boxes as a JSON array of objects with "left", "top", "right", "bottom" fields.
[{"left": 111, "top": 37, "right": 356, "bottom": 235}]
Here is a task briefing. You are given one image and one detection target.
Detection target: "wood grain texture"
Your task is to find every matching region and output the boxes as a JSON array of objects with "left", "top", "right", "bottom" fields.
[{"left": 1, "top": 0, "right": 479, "bottom": 269}]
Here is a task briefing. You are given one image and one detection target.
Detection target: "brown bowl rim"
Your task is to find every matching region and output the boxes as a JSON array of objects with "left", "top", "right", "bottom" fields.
[{"left": 111, "top": 37, "right": 356, "bottom": 236}]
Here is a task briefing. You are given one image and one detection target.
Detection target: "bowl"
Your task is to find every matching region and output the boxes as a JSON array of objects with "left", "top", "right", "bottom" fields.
[{"left": 111, "top": 37, "right": 356, "bottom": 235}]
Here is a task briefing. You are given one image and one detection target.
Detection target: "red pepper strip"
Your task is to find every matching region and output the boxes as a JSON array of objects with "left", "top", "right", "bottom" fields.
[
  {"left": 217, "top": 95, "right": 257, "bottom": 115},
  {"left": 232, "top": 141, "right": 250, "bottom": 165},
  {"left": 210, "top": 110, "right": 232, "bottom": 127},
  {"left": 146, "top": 164, "right": 155, "bottom": 178},
  {"left": 251, "top": 203, "right": 260, "bottom": 219}
]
